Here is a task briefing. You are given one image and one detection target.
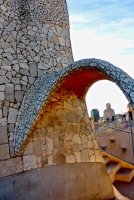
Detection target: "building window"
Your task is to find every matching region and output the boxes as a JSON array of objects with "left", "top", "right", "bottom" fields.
[
  {"left": 109, "top": 139, "right": 115, "bottom": 143},
  {"left": 121, "top": 147, "right": 127, "bottom": 153},
  {"left": 101, "top": 146, "right": 106, "bottom": 151},
  {"left": 120, "top": 146, "right": 127, "bottom": 157}
]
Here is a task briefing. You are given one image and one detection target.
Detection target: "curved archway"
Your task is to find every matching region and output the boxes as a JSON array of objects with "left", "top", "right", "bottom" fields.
[
  {"left": 14, "top": 58, "right": 134, "bottom": 154},
  {"left": 86, "top": 80, "right": 129, "bottom": 117}
]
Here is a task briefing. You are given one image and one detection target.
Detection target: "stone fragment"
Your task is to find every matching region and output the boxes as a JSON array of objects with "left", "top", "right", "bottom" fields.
[
  {"left": 30, "top": 63, "right": 37, "bottom": 77},
  {"left": 9, "top": 141, "right": 15, "bottom": 157},
  {"left": 41, "top": 40, "right": 47, "bottom": 48},
  {"left": 1, "top": 42, "right": 11, "bottom": 49},
  {"left": 15, "top": 85, "right": 21, "bottom": 91},
  {"left": 42, "top": 157, "right": 48, "bottom": 167},
  {"left": 0, "top": 85, "right": 5, "bottom": 91},
  {"left": 66, "top": 155, "right": 76, "bottom": 163},
  {"left": 48, "top": 155, "right": 53, "bottom": 166},
  {"left": 65, "top": 132, "right": 73, "bottom": 141},
  {"left": 5, "top": 24, "right": 14, "bottom": 31},
  {"left": 0, "top": 76, "right": 10, "bottom": 84},
  {"left": 23, "top": 155, "right": 37, "bottom": 171},
  {"left": 6, "top": 72, "right": 12, "bottom": 81},
  {"left": 72, "top": 134, "right": 81, "bottom": 144},
  {"left": 12, "top": 78, "right": 19, "bottom": 84},
  {"left": 0, "top": 126, "right": 8, "bottom": 144},
  {"left": 0, "top": 118, "right": 7, "bottom": 126},
  {"left": 33, "top": 140, "right": 42, "bottom": 155},
  {"left": 54, "top": 105, "right": 63, "bottom": 110},
  {"left": 55, "top": 25, "right": 62, "bottom": 36},
  {"left": 20, "top": 80, "right": 27, "bottom": 85},
  {"left": 5, "top": 84, "right": 14, "bottom": 102},
  {"left": 7, "top": 34, "right": 15, "bottom": 43},
  {"left": 60, "top": 29, "right": 69, "bottom": 37},
  {"left": 54, "top": 153, "right": 66, "bottom": 165},
  {"left": 11, "top": 31, "right": 17, "bottom": 39},
  {"left": 66, "top": 111, "right": 74, "bottom": 122},
  {"left": 15, "top": 91, "right": 23, "bottom": 101},
  {"left": 4, "top": 47, "right": 15, "bottom": 53},
  {"left": 93, "top": 140, "right": 99, "bottom": 150},
  {"left": 74, "top": 152, "right": 81, "bottom": 163},
  {"left": 0, "top": 92, "right": 4, "bottom": 100},
  {"left": 64, "top": 101, "right": 73, "bottom": 110},
  {"left": 58, "top": 37, "right": 65, "bottom": 46},
  {"left": 0, "top": 70, "right": 6, "bottom": 76},
  {"left": 38, "top": 69, "right": 44, "bottom": 77},
  {"left": 81, "top": 149, "right": 89, "bottom": 162},
  {"left": 0, "top": 144, "right": 10, "bottom": 159},
  {"left": 19, "top": 63, "right": 29, "bottom": 70},
  {"left": 0, "top": 17, "right": 4, "bottom": 24},
  {"left": 9, "top": 124, "right": 14, "bottom": 132},
  {"left": 51, "top": 35, "right": 59, "bottom": 44},
  {"left": 42, "top": 25, "right": 48, "bottom": 34},
  {"left": 73, "top": 99, "right": 80, "bottom": 107},
  {"left": 37, "top": 155, "right": 42, "bottom": 168},
  {"left": 13, "top": 102, "right": 21, "bottom": 109},
  {"left": 13, "top": 64, "right": 20, "bottom": 72},
  {"left": 29, "top": 77, "right": 35, "bottom": 84},
  {"left": 89, "top": 149, "right": 95, "bottom": 156},
  {"left": 81, "top": 135, "right": 88, "bottom": 148},
  {"left": 95, "top": 150, "right": 104, "bottom": 163},
  {"left": 23, "top": 142, "right": 33, "bottom": 155},
  {"left": 22, "top": 76, "right": 28, "bottom": 82},
  {"left": 90, "top": 155, "right": 95, "bottom": 162},
  {"left": 8, "top": 108, "right": 18, "bottom": 123},
  {"left": 19, "top": 69, "right": 30, "bottom": 76},
  {"left": 0, "top": 157, "right": 23, "bottom": 178},
  {"left": 46, "top": 136, "right": 53, "bottom": 155},
  {"left": 81, "top": 103, "right": 87, "bottom": 110},
  {"left": 9, "top": 132, "right": 14, "bottom": 140},
  {"left": 82, "top": 112, "right": 90, "bottom": 124},
  {"left": 88, "top": 140, "right": 93, "bottom": 149},
  {"left": 66, "top": 38, "right": 71, "bottom": 47}
]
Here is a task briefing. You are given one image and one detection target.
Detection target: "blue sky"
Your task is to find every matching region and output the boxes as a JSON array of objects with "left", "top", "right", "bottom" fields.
[{"left": 66, "top": 0, "right": 134, "bottom": 116}]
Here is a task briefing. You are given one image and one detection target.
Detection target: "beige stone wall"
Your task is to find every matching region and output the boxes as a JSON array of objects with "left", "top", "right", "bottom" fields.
[
  {"left": 0, "top": 0, "right": 73, "bottom": 175},
  {"left": 0, "top": 86, "right": 104, "bottom": 178}
]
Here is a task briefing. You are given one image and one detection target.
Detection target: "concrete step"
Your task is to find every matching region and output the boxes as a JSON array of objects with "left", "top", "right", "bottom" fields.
[
  {"left": 103, "top": 155, "right": 110, "bottom": 164},
  {"left": 114, "top": 177, "right": 134, "bottom": 199},
  {"left": 115, "top": 168, "right": 134, "bottom": 182},
  {"left": 106, "top": 161, "right": 121, "bottom": 183}
]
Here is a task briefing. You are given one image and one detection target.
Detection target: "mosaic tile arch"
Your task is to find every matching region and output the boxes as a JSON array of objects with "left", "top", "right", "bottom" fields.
[{"left": 14, "top": 58, "right": 134, "bottom": 154}]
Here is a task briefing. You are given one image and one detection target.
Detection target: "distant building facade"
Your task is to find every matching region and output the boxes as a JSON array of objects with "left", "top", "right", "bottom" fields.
[
  {"left": 91, "top": 109, "right": 100, "bottom": 122},
  {"left": 103, "top": 103, "right": 115, "bottom": 122}
]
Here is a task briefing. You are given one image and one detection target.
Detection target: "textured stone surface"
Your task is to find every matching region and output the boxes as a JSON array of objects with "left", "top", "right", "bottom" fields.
[
  {"left": 0, "top": 0, "right": 73, "bottom": 175},
  {"left": 23, "top": 155, "right": 38, "bottom": 171},
  {"left": 14, "top": 59, "right": 134, "bottom": 155},
  {"left": 5, "top": 84, "right": 14, "bottom": 102},
  {"left": 0, "top": 144, "right": 10, "bottom": 160},
  {"left": 0, "top": 157, "right": 23, "bottom": 178},
  {"left": 0, "top": 0, "right": 134, "bottom": 189},
  {"left": 8, "top": 108, "right": 18, "bottom": 123},
  {"left": 0, "top": 163, "right": 115, "bottom": 200},
  {"left": 0, "top": 126, "right": 8, "bottom": 144}
]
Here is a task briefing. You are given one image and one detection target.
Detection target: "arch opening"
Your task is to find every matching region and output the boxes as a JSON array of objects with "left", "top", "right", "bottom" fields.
[
  {"left": 62, "top": 69, "right": 111, "bottom": 99},
  {"left": 14, "top": 58, "right": 134, "bottom": 155},
  {"left": 86, "top": 80, "right": 129, "bottom": 117}
]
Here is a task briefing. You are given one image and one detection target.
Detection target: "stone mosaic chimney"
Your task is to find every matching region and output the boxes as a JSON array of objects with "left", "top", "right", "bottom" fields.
[{"left": 0, "top": 0, "right": 73, "bottom": 149}]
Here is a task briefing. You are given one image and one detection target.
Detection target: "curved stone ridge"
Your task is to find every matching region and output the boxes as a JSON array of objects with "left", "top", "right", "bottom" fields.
[
  {"left": 12, "top": 0, "right": 67, "bottom": 23},
  {"left": 14, "top": 58, "right": 134, "bottom": 154}
]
